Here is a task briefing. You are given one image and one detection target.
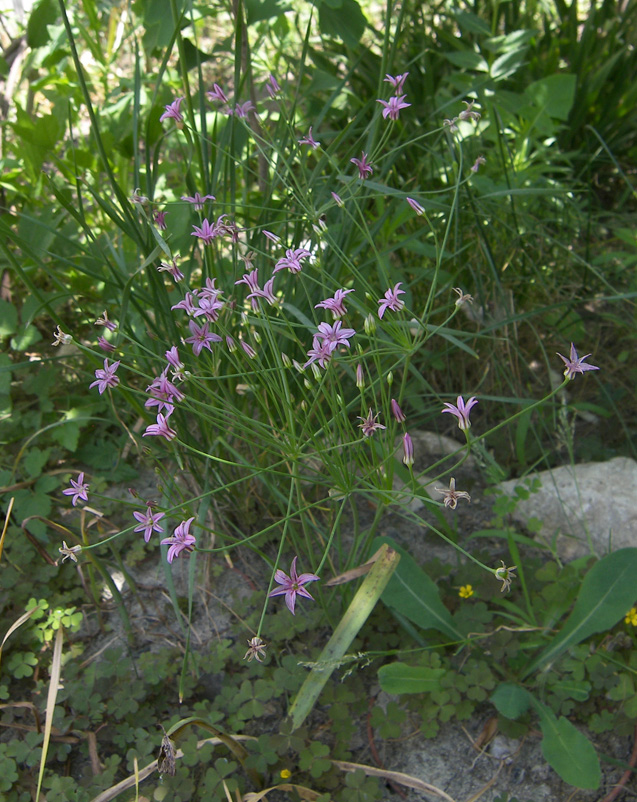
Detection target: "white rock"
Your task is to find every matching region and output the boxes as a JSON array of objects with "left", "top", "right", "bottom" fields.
[{"left": 498, "top": 457, "right": 637, "bottom": 560}]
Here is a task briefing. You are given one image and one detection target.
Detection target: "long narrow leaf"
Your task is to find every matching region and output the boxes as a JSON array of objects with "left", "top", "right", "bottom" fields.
[{"left": 288, "top": 544, "right": 400, "bottom": 730}]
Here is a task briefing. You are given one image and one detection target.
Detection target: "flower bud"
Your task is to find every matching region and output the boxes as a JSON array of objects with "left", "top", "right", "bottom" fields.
[
  {"left": 240, "top": 341, "right": 257, "bottom": 358},
  {"left": 387, "top": 371, "right": 393, "bottom": 387},
  {"left": 356, "top": 363, "right": 365, "bottom": 389},
  {"left": 364, "top": 314, "right": 376, "bottom": 335},
  {"left": 402, "top": 433, "right": 414, "bottom": 467},
  {"left": 391, "top": 399, "right": 406, "bottom": 423}
]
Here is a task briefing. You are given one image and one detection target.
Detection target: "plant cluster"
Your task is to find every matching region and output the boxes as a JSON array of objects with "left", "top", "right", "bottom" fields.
[{"left": 1, "top": 0, "right": 636, "bottom": 799}]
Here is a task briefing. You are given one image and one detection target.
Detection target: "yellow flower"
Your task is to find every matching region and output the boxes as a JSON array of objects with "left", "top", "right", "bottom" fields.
[
  {"left": 280, "top": 769, "right": 292, "bottom": 780},
  {"left": 459, "top": 584, "right": 474, "bottom": 599},
  {"left": 624, "top": 607, "right": 637, "bottom": 626}
]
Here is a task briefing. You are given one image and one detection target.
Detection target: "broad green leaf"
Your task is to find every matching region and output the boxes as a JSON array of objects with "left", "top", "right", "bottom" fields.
[
  {"left": 522, "top": 548, "right": 637, "bottom": 678},
  {"left": 245, "top": 0, "right": 290, "bottom": 23},
  {"left": 493, "top": 686, "right": 600, "bottom": 788},
  {"left": 524, "top": 74, "right": 577, "bottom": 121},
  {"left": 373, "top": 537, "right": 464, "bottom": 641},
  {"left": 318, "top": 0, "right": 367, "bottom": 47},
  {"left": 443, "top": 51, "right": 489, "bottom": 72},
  {"left": 535, "top": 704, "right": 600, "bottom": 789},
  {"left": 0, "top": 354, "right": 11, "bottom": 394},
  {"left": 454, "top": 11, "right": 491, "bottom": 35},
  {"left": 378, "top": 663, "right": 445, "bottom": 695},
  {"left": 288, "top": 544, "right": 400, "bottom": 730},
  {"left": 11, "top": 324, "right": 42, "bottom": 351},
  {"left": 26, "top": 0, "right": 58, "bottom": 48},
  {"left": 0, "top": 300, "right": 18, "bottom": 337},
  {"left": 490, "top": 48, "right": 528, "bottom": 80},
  {"left": 490, "top": 682, "right": 531, "bottom": 719}
]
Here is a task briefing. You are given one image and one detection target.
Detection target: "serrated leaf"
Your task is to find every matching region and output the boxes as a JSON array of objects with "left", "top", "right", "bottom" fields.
[{"left": 378, "top": 663, "right": 445, "bottom": 694}]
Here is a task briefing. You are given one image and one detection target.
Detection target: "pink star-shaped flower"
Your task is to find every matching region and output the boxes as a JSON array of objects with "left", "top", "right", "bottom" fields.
[
  {"left": 268, "top": 557, "right": 320, "bottom": 615},
  {"left": 556, "top": 343, "right": 600, "bottom": 381},
  {"left": 441, "top": 396, "right": 478, "bottom": 431}
]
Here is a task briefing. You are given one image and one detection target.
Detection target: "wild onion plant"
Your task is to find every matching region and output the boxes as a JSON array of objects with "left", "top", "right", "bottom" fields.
[{"left": 49, "top": 6, "right": 598, "bottom": 666}]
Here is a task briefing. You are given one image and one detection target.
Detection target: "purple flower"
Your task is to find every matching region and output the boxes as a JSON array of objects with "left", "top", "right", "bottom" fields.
[
  {"left": 89, "top": 359, "right": 121, "bottom": 394},
  {"left": 161, "top": 517, "right": 196, "bottom": 564},
  {"left": 232, "top": 101, "right": 255, "bottom": 118},
  {"left": 165, "top": 347, "right": 184, "bottom": 372},
  {"left": 63, "top": 472, "right": 90, "bottom": 506},
  {"left": 406, "top": 197, "right": 424, "bottom": 216},
  {"left": 171, "top": 291, "right": 198, "bottom": 315},
  {"left": 185, "top": 320, "right": 222, "bottom": 356},
  {"left": 145, "top": 369, "right": 185, "bottom": 415},
  {"left": 377, "top": 94, "right": 411, "bottom": 121},
  {"left": 268, "top": 556, "right": 320, "bottom": 615},
  {"left": 143, "top": 412, "right": 177, "bottom": 441},
  {"left": 402, "top": 433, "right": 414, "bottom": 466},
  {"left": 153, "top": 210, "right": 167, "bottom": 229},
  {"left": 194, "top": 293, "right": 224, "bottom": 322},
  {"left": 298, "top": 127, "right": 320, "bottom": 149},
  {"left": 191, "top": 219, "right": 218, "bottom": 245},
  {"left": 314, "top": 288, "right": 354, "bottom": 319},
  {"left": 265, "top": 73, "right": 281, "bottom": 99},
  {"left": 377, "top": 282, "right": 406, "bottom": 318},
  {"left": 273, "top": 247, "right": 312, "bottom": 275},
  {"left": 133, "top": 506, "right": 165, "bottom": 542},
  {"left": 207, "top": 83, "right": 228, "bottom": 104},
  {"left": 358, "top": 409, "right": 386, "bottom": 437},
  {"left": 160, "top": 97, "right": 184, "bottom": 126},
  {"left": 470, "top": 155, "right": 486, "bottom": 173},
  {"left": 95, "top": 311, "right": 116, "bottom": 331},
  {"left": 384, "top": 73, "right": 409, "bottom": 93},
  {"left": 98, "top": 336, "right": 115, "bottom": 352},
  {"left": 263, "top": 230, "right": 281, "bottom": 244},
  {"left": 181, "top": 192, "right": 215, "bottom": 211},
  {"left": 199, "top": 277, "right": 221, "bottom": 301},
  {"left": 331, "top": 192, "right": 343, "bottom": 207},
  {"left": 441, "top": 395, "right": 478, "bottom": 431},
  {"left": 259, "top": 278, "right": 277, "bottom": 306},
  {"left": 556, "top": 343, "right": 600, "bottom": 380},
  {"left": 158, "top": 259, "right": 184, "bottom": 282},
  {"left": 351, "top": 152, "right": 373, "bottom": 180},
  {"left": 304, "top": 337, "right": 333, "bottom": 369},
  {"left": 391, "top": 399, "right": 406, "bottom": 423},
  {"left": 315, "top": 320, "right": 356, "bottom": 352}
]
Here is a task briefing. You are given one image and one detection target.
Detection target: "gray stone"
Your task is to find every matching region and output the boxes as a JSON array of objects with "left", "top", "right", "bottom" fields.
[{"left": 498, "top": 457, "right": 637, "bottom": 560}]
